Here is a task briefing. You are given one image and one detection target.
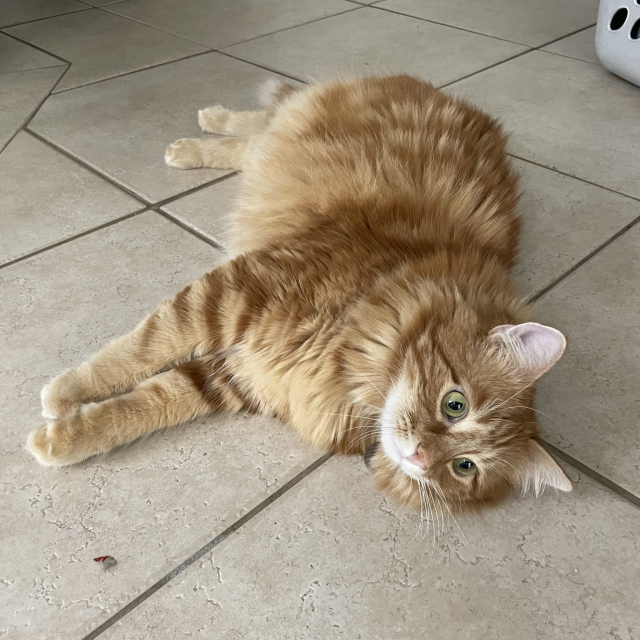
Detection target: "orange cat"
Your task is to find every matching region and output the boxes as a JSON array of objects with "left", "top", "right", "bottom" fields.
[{"left": 28, "top": 75, "right": 571, "bottom": 512}]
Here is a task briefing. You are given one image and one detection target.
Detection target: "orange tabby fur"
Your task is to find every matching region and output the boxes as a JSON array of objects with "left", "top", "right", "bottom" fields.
[{"left": 28, "top": 75, "right": 571, "bottom": 512}]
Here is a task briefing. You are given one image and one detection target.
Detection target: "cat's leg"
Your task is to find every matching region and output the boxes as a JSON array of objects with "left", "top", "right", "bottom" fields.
[
  {"left": 28, "top": 357, "right": 246, "bottom": 466},
  {"left": 40, "top": 270, "right": 227, "bottom": 419},
  {"left": 197, "top": 107, "right": 270, "bottom": 136},
  {"left": 165, "top": 137, "right": 248, "bottom": 170}
]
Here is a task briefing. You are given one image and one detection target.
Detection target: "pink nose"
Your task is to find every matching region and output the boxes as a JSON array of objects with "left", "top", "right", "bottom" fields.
[{"left": 406, "top": 445, "right": 429, "bottom": 470}]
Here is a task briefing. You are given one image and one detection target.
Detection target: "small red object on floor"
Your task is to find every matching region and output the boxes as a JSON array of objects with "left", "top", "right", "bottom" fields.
[{"left": 93, "top": 555, "right": 117, "bottom": 571}]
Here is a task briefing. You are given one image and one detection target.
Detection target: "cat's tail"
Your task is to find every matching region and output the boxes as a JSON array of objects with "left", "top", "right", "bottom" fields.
[{"left": 258, "top": 78, "right": 298, "bottom": 107}]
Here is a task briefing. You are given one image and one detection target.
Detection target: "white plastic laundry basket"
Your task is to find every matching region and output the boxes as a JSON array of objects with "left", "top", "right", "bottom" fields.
[{"left": 595, "top": 0, "right": 640, "bottom": 87}]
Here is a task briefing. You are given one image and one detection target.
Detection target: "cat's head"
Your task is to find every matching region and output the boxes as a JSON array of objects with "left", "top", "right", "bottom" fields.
[{"left": 350, "top": 283, "right": 571, "bottom": 512}]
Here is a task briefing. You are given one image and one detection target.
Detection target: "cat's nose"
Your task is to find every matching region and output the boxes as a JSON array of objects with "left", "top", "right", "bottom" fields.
[{"left": 406, "top": 444, "right": 429, "bottom": 470}]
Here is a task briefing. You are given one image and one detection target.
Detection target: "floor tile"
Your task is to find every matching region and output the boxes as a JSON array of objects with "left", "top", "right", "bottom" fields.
[
  {"left": 0, "top": 132, "right": 141, "bottom": 265},
  {"left": 0, "top": 33, "right": 65, "bottom": 74},
  {"left": 0, "top": 66, "right": 65, "bottom": 151},
  {"left": 447, "top": 51, "right": 640, "bottom": 200},
  {"left": 29, "top": 53, "right": 287, "bottom": 203},
  {"left": 0, "top": 0, "right": 87, "bottom": 29},
  {"left": 0, "top": 212, "right": 320, "bottom": 640},
  {"left": 6, "top": 10, "right": 207, "bottom": 92},
  {"left": 225, "top": 8, "right": 527, "bottom": 85},
  {"left": 102, "top": 456, "right": 640, "bottom": 639},
  {"left": 82, "top": 0, "right": 128, "bottom": 6},
  {"left": 107, "top": 0, "right": 354, "bottom": 49},
  {"left": 542, "top": 26, "right": 599, "bottom": 64},
  {"left": 377, "top": 0, "right": 599, "bottom": 47},
  {"left": 161, "top": 175, "right": 240, "bottom": 248},
  {"left": 511, "top": 158, "right": 640, "bottom": 297},
  {"left": 534, "top": 224, "right": 640, "bottom": 498}
]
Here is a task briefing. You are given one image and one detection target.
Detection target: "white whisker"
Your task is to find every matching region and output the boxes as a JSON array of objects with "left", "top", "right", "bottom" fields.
[
  {"left": 432, "top": 480, "right": 468, "bottom": 546},
  {"left": 342, "top": 361, "right": 387, "bottom": 402}
]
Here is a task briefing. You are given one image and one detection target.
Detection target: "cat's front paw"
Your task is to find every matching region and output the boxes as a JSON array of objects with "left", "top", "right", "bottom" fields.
[
  {"left": 165, "top": 139, "right": 203, "bottom": 169},
  {"left": 41, "top": 369, "right": 85, "bottom": 419},
  {"left": 27, "top": 418, "right": 85, "bottom": 467},
  {"left": 198, "top": 105, "right": 229, "bottom": 134}
]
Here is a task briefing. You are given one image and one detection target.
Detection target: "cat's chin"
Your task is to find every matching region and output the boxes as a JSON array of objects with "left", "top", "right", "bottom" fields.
[
  {"left": 399, "top": 458, "right": 426, "bottom": 480},
  {"left": 379, "top": 426, "right": 426, "bottom": 480},
  {"left": 379, "top": 423, "right": 406, "bottom": 464},
  {"left": 368, "top": 447, "right": 421, "bottom": 510}
]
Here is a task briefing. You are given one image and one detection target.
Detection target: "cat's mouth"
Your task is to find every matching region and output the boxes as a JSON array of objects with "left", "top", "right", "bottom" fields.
[{"left": 365, "top": 439, "right": 427, "bottom": 480}]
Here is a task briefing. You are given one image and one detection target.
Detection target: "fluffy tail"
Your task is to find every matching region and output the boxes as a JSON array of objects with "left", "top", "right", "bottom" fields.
[{"left": 258, "top": 78, "right": 298, "bottom": 107}]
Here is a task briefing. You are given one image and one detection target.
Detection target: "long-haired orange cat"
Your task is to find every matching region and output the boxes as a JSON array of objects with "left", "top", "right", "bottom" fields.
[{"left": 28, "top": 75, "right": 572, "bottom": 512}]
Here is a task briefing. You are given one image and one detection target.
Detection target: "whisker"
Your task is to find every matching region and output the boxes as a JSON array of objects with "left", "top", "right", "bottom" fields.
[
  {"left": 381, "top": 365, "right": 395, "bottom": 390},
  {"left": 342, "top": 361, "right": 387, "bottom": 402},
  {"left": 425, "top": 481, "right": 440, "bottom": 549},
  {"left": 475, "top": 379, "right": 537, "bottom": 419},
  {"left": 509, "top": 405, "right": 566, "bottom": 429},
  {"left": 300, "top": 410, "right": 379, "bottom": 421},
  {"left": 430, "top": 481, "right": 446, "bottom": 546},
  {"left": 394, "top": 482, "right": 412, "bottom": 518},
  {"left": 432, "top": 480, "right": 468, "bottom": 546},
  {"left": 345, "top": 432, "right": 380, "bottom": 451},
  {"left": 360, "top": 401, "right": 383, "bottom": 413},
  {"left": 412, "top": 479, "right": 424, "bottom": 543}
]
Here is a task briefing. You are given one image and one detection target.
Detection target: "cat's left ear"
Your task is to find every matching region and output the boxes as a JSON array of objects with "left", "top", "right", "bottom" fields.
[
  {"left": 520, "top": 440, "right": 573, "bottom": 495},
  {"left": 489, "top": 322, "right": 566, "bottom": 381}
]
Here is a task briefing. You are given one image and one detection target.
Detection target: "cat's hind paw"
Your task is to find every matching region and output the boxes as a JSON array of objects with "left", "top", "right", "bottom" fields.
[
  {"left": 198, "top": 105, "right": 229, "bottom": 134},
  {"left": 165, "top": 138, "right": 203, "bottom": 169}
]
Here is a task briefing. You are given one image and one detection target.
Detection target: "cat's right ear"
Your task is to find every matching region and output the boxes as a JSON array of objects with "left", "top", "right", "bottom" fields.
[
  {"left": 520, "top": 440, "right": 573, "bottom": 495},
  {"left": 489, "top": 322, "right": 567, "bottom": 381}
]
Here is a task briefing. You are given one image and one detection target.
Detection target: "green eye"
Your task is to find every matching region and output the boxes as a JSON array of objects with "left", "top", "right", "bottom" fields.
[
  {"left": 442, "top": 391, "right": 468, "bottom": 419},
  {"left": 453, "top": 457, "right": 477, "bottom": 477}
]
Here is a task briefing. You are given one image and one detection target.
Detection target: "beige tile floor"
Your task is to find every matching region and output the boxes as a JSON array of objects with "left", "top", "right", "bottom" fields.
[{"left": 1, "top": 1, "right": 639, "bottom": 638}]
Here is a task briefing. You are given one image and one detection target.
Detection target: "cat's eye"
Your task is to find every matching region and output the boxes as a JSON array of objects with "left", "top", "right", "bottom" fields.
[
  {"left": 441, "top": 391, "right": 468, "bottom": 419},
  {"left": 453, "top": 457, "right": 477, "bottom": 477}
]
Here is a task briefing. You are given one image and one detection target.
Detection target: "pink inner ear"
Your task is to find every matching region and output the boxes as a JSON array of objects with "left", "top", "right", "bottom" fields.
[{"left": 490, "top": 322, "right": 567, "bottom": 377}]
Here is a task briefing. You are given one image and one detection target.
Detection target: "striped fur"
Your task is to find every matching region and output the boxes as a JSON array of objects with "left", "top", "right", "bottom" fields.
[{"left": 28, "top": 76, "right": 571, "bottom": 511}]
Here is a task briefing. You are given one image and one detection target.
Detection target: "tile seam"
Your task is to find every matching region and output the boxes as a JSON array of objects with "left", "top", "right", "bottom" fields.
[{"left": 81, "top": 452, "right": 334, "bottom": 640}]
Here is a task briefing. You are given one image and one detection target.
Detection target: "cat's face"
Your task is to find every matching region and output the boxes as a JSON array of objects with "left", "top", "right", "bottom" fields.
[{"left": 368, "top": 318, "right": 571, "bottom": 512}]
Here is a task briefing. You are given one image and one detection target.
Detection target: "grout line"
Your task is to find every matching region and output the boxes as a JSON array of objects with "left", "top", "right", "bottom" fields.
[
  {"left": 438, "top": 23, "right": 598, "bottom": 90},
  {"left": 154, "top": 209, "right": 224, "bottom": 251},
  {"left": 534, "top": 50, "right": 599, "bottom": 66},
  {"left": 0, "top": 65, "right": 71, "bottom": 154},
  {"left": 438, "top": 49, "right": 532, "bottom": 89},
  {"left": 371, "top": 4, "right": 533, "bottom": 46},
  {"left": 77, "top": 0, "right": 128, "bottom": 5},
  {"left": 24, "top": 129, "right": 151, "bottom": 205},
  {"left": 0, "top": 209, "right": 148, "bottom": 270},
  {"left": 509, "top": 153, "right": 640, "bottom": 204},
  {"left": 101, "top": 3, "right": 360, "bottom": 53},
  {"left": 219, "top": 5, "right": 362, "bottom": 50},
  {"left": 373, "top": 4, "right": 596, "bottom": 50},
  {"left": 0, "top": 170, "right": 237, "bottom": 270},
  {"left": 216, "top": 50, "right": 308, "bottom": 85},
  {"left": 82, "top": 452, "right": 334, "bottom": 640},
  {"left": 154, "top": 171, "right": 239, "bottom": 208},
  {"left": 98, "top": 5, "right": 217, "bottom": 49},
  {"left": 51, "top": 50, "right": 215, "bottom": 95},
  {"left": 92, "top": 4, "right": 217, "bottom": 50},
  {"left": 541, "top": 442, "right": 640, "bottom": 509},
  {"left": 0, "top": 30, "right": 72, "bottom": 65},
  {"left": 528, "top": 213, "right": 640, "bottom": 303},
  {"left": 0, "top": 7, "right": 90, "bottom": 30},
  {"left": 534, "top": 22, "right": 597, "bottom": 49}
]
